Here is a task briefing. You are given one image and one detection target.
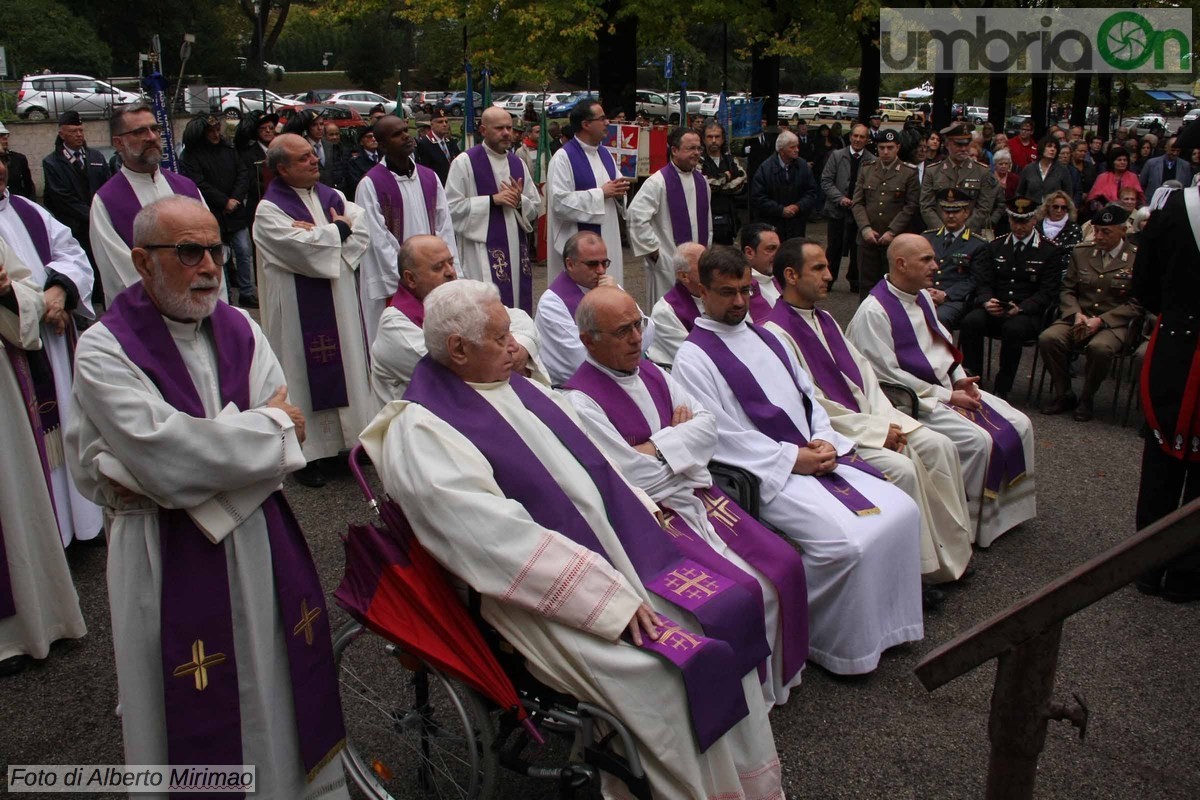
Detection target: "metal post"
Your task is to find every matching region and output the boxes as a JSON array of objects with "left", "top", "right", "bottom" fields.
[{"left": 984, "top": 623, "right": 1063, "bottom": 800}]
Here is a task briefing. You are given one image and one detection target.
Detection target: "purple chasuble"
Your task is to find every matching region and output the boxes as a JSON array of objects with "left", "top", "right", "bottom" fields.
[
  {"left": 663, "top": 282, "right": 701, "bottom": 333},
  {"left": 687, "top": 324, "right": 887, "bottom": 516},
  {"left": 388, "top": 284, "right": 425, "bottom": 327},
  {"left": 868, "top": 282, "right": 1026, "bottom": 496},
  {"left": 466, "top": 145, "right": 533, "bottom": 313},
  {"left": 563, "top": 138, "right": 617, "bottom": 235},
  {"left": 547, "top": 271, "right": 588, "bottom": 319},
  {"left": 365, "top": 161, "right": 439, "bottom": 242},
  {"left": 660, "top": 165, "right": 710, "bottom": 246},
  {"left": 262, "top": 180, "right": 351, "bottom": 412},
  {"left": 747, "top": 276, "right": 780, "bottom": 322},
  {"left": 564, "top": 359, "right": 809, "bottom": 683},
  {"left": 404, "top": 359, "right": 762, "bottom": 751},
  {"left": 94, "top": 169, "right": 202, "bottom": 246},
  {"left": 103, "top": 284, "right": 345, "bottom": 789},
  {"left": 766, "top": 302, "right": 865, "bottom": 412}
]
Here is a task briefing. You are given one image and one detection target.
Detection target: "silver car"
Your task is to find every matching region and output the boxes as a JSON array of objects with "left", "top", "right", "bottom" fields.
[
  {"left": 325, "top": 91, "right": 407, "bottom": 116},
  {"left": 17, "top": 74, "right": 141, "bottom": 121}
]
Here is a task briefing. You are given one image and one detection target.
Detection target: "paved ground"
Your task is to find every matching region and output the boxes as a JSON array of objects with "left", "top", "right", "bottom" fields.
[{"left": 2, "top": 223, "right": 1198, "bottom": 799}]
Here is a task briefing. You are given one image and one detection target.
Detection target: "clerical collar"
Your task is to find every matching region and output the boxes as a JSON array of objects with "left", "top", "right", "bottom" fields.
[
  {"left": 671, "top": 161, "right": 693, "bottom": 175},
  {"left": 467, "top": 377, "right": 510, "bottom": 391},
  {"left": 0, "top": 189, "right": 9, "bottom": 211},
  {"left": 585, "top": 354, "right": 637, "bottom": 378},
  {"left": 697, "top": 315, "right": 746, "bottom": 333},
  {"left": 162, "top": 313, "right": 205, "bottom": 340},
  {"left": 752, "top": 269, "right": 774, "bottom": 283},
  {"left": 578, "top": 139, "right": 600, "bottom": 153},
  {"left": 884, "top": 275, "right": 920, "bottom": 302},
  {"left": 484, "top": 143, "right": 508, "bottom": 157},
  {"left": 121, "top": 164, "right": 160, "bottom": 183},
  {"left": 786, "top": 300, "right": 817, "bottom": 315},
  {"left": 384, "top": 155, "right": 416, "bottom": 177}
]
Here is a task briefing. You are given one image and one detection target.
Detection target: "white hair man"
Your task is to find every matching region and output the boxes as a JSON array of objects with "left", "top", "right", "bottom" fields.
[
  {"left": 360, "top": 278, "right": 785, "bottom": 799},
  {"left": 748, "top": 130, "right": 823, "bottom": 240},
  {"left": 646, "top": 241, "right": 706, "bottom": 366},
  {"left": 66, "top": 196, "right": 348, "bottom": 798}
]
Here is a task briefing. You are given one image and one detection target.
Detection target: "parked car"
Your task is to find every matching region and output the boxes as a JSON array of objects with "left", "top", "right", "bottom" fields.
[
  {"left": 324, "top": 90, "right": 408, "bottom": 116},
  {"left": 547, "top": 91, "right": 598, "bottom": 118},
  {"left": 965, "top": 106, "right": 989, "bottom": 124},
  {"left": 277, "top": 103, "right": 365, "bottom": 132},
  {"left": 781, "top": 96, "right": 821, "bottom": 122},
  {"left": 414, "top": 91, "right": 446, "bottom": 114},
  {"left": 1182, "top": 108, "right": 1200, "bottom": 126},
  {"left": 817, "top": 98, "right": 859, "bottom": 120},
  {"left": 440, "top": 91, "right": 483, "bottom": 117},
  {"left": 636, "top": 89, "right": 670, "bottom": 121},
  {"left": 698, "top": 93, "right": 747, "bottom": 119},
  {"left": 1133, "top": 113, "right": 1167, "bottom": 135},
  {"left": 504, "top": 91, "right": 567, "bottom": 116},
  {"left": 492, "top": 92, "right": 512, "bottom": 108},
  {"left": 17, "top": 74, "right": 141, "bottom": 121},
  {"left": 296, "top": 89, "right": 338, "bottom": 105},
  {"left": 876, "top": 99, "right": 914, "bottom": 123},
  {"left": 220, "top": 88, "right": 290, "bottom": 119}
]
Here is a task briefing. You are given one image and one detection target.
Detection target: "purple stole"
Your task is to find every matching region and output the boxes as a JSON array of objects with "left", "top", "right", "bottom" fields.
[
  {"left": 388, "top": 284, "right": 424, "bottom": 327},
  {"left": 868, "top": 281, "right": 1027, "bottom": 496},
  {"left": 466, "top": 145, "right": 532, "bottom": 313},
  {"left": 766, "top": 302, "right": 865, "bottom": 412},
  {"left": 564, "top": 359, "right": 809, "bottom": 683},
  {"left": 660, "top": 165, "right": 710, "bottom": 246},
  {"left": 404, "top": 359, "right": 764, "bottom": 751},
  {"left": 748, "top": 276, "right": 780, "bottom": 322},
  {"left": 102, "top": 283, "right": 344, "bottom": 788},
  {"left": 9, "top": 195, "right": 52, "bottom": 265},
  {"left": 365, "top": 161, "right": 439, "bottom": 242},
  {"left": 547, "top": 271, "right": 587, "bottom": 318},
  {"left": 663, "top": 282, "right": 701, "bottom": 332},
  {"left": 94, "top": 169, "right": 202, "bottom": 246},
  {"left": 687, "top": 323, "right": 887, "bottom": 516},
  {"left": 563, "top": 138, "right": 617, "bottom": 235},
  {"left": 262, "top": 180, "right": 350, "bottom": 412}
]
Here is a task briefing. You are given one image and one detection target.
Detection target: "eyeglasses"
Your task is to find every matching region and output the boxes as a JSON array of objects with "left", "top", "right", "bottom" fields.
[
  {"left": 596, "top": 317, "right": 648, "bottom": 339},
  {"left": 587, "top": 115, "right": 608, "bottom": 123},
  {"left": 141, "top": 242, "right": 230, "bottom": 267},
  {"left": 116, "top": 124, "right": 162, "bottom": 138},
  {"left": 582, "top": 259, "right": 612, "bottom": 269},
  {"left": 1050, "top": 204, "right": 1069, "bottom": 210}
]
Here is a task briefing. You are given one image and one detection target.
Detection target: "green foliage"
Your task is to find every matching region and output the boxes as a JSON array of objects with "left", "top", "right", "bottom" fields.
[
  {"left": 339, "top": 14, "right": 400, "bottom": 92},
  {"left": 4, "top": 0, "right": 112, "bottom": 77}
]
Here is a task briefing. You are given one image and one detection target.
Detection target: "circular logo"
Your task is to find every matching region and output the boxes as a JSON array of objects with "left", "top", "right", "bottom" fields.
[{"left": 1098, "top": 12, "right": 1157, "bottom": 69}]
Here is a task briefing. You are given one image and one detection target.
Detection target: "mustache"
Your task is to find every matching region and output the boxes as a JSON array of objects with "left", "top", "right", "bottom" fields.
[{"left": 191, "top": 278, "right": 221, "bottom": 290}]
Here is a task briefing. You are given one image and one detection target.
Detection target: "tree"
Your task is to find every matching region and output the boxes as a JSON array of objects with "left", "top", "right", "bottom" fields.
[
  {"left": 6, "top": 0, "right": 112, "bottom": 76},
  {"left": 340, "top": 13, "right": 399, "bottom": 92}
]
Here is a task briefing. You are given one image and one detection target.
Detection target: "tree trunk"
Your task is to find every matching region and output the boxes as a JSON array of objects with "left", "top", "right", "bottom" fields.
[
  {"left": 1097, "top": 75, "right": 1113, "bottom": 140},
  {"left": 1030, "top": 74, "right": 1049, "bottom": 138},
  {"left": 751, "top": 48, "right": 780, "bottom": 126},
  {"left": 988, "top": 75, "right": 1007, "bottom": 130},
  {"left": 597, "top": 0, "right": 636, "bottom": 123},
  {"left": 1070, "top": 75, "right": 1091, "bottom": 129},
  {"left": 856, "top": 20, "right": 881, "bottom": 125},
  {"left": 932, "top": 73, "right": 954, "bottom": 131}
]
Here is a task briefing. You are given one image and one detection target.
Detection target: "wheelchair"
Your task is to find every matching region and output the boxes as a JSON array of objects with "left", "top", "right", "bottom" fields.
[{"left": 335, "top": 445, "right": 653, "bottom": 800}]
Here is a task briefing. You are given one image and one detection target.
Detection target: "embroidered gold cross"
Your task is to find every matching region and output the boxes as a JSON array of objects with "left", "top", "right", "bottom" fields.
[
  {"left": 308, "top": 335, "right": 338, "bottom": 364},
  {"left": 656, "top": 623, "right": 702, "bottom": 652},
  {"left": 703, "top": 492, "right": 740, "bottom": 528},
  {"left": 293, "top": 598, "right": 322, "bottom": 646},
  {"left": 173, "top": 640, "right": 227, "bottom": 691},
  {"left": 489, "top": 248, "right": 510, "bottom": 281},
  {"left": 664, "top": 567, "right": 720, "bottom": 600}
]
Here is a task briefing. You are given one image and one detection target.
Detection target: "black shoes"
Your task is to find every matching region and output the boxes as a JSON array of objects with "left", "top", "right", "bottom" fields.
[
  {"left": 1041, "top": 392, "right": 1078, "bottom": 416},
  {"left": 294, "top": 461, "right": 327, "bottom": 488},
  {"left": 0, "top": 655, "right": 31, "bottom": 677},
  {"left": 1073, "top": 398, "right": 1094, "bottom": 422},
  {"left": 922, "top": 586, "right": 946, "bottom": 611}
]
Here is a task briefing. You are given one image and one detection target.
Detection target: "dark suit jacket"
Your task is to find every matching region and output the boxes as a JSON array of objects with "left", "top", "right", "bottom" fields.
[
  {"left": 1139, "top": 154, "right": 1192, "bottom": 200},
  {"left": 1016, "top": 161, "right": 1074, "bottom": 204},
  {"left": 415, "top": 134, "right": 461, "bottom": 185},
  {"left": 1, "top": 151, "right": 35, "bottom": 200},
  {"left": 924, "top": 227, "right": 987, "bottom": 303},
  {"left": 42, "top": 143, "right": 112, "bottom": 250},
  {"left": 973, "top": 230, "right": 1066, "bottom": 318},
  {"left": 346, "top": 151, "right": 380, "bottom": 196},
  {"left": 744, "top": 131, "right": 777, "bottom": 183},
  {"left": 749, "top": 154, "right": 823, "bottom": 240}
]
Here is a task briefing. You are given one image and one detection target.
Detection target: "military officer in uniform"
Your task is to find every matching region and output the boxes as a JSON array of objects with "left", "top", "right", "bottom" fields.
[
  {"left": 851, "top": 129, "right": 920, "bottom": 298},
  {"left": 922, "top": 187, "right": 987, "bottom": 329},
  {"left": 1038, "top": 204, "right": 1142, "bottom": 421},
  {"left": 415, "top": 108, "right": 462, "bottom": 186},
  {"left": 958, "top": 196, "right": 1067, "bottom": 399},
  {"left": 920, "top": 122, "right": 1002, "bottom": 234}
]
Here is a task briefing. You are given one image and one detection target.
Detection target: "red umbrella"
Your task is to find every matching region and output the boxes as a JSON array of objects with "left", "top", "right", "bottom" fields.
[{"left": 335, "top": 446, "right": 539, "bottom": 739}]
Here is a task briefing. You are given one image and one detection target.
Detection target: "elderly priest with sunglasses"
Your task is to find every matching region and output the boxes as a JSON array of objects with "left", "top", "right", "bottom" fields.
[
  {"left": 362, "top": 278, "right": 785, "bottom": 799},
  {"left": 254, "top": 133, "right": 377, "bottom": 488},
  {"left": 66, "top": 196, "right": 349, "bottom": 799},
  {"left": 671, "top": 245, "right": 924, "bottom": 676}
]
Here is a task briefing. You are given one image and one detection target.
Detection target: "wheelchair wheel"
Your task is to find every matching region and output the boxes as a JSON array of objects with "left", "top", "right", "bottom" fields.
[{"left": 333, "top": 621, "right": 498, "bottom": 799}]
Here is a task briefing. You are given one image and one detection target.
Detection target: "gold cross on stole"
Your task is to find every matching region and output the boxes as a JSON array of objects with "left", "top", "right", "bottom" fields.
[
  {"left": 703, "top": 492, "right": 740, "bottom": 528},
  {"left": 656, "top": 623, "right": 702, "bottom": 651},
  {"left": 293, "top": 598, "right": 322, "bottom": 646},
  {"left": 663, "top": 567, "right": 720, "bottom": 600},
  {"left": 308, "top": 335, "right": 338, "bottom": 364},
  {"left": 173, "top": 640, "right": 227, "bottom": 691}
]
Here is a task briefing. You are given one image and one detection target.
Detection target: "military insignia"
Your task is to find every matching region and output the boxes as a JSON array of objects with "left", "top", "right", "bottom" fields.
[{"left": 1175, "top": 434, "right": 1184, "bottom": 451}]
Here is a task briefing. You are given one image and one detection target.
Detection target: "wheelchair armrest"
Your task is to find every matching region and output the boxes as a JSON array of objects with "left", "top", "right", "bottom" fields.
[
  {"left": 708, "top": 460, "right": 761, "bottom": 519},
  {"left": 879, "top": 381, "right": 920, "bottom": 419}
]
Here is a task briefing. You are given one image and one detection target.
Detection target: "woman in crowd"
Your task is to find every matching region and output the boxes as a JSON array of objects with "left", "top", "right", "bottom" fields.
[
  {"left": 1130, "top": 137, "right": 1155, "bottom": 176},
  {"left": 1066, "top": 140, "right": 1096, "bottom": 208},
  {"left": 1088, "top": 149, "right": 1144, "bottom": 210},
  {"left": 1036, "top": 190, "right": 1084, "bottom": 250},
  {"left": 925, "top": 130, "right": 943, "bottom": 162},
  {"left": 1017, "top": 136, "right": 1073, "bottom": 203},
  {"left": 992, "top": 148, "right": 1020, "bottom": 202}
]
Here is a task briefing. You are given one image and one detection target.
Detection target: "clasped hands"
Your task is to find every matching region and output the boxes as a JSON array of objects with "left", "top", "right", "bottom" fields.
[
  {"left": 793, "top": 438, "right": 837, "bottom": 476},
  {"left": 1071, "top": 312, "right": 1102, "bottom": 344},
  {"left": 984, "top": 298, "right": 1021, "bottom": 318}
]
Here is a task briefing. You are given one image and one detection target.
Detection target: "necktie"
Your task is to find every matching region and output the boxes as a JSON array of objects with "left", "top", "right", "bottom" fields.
[
  {"left": 1015, "top": 241, "right": 1025, "bottom": 257},
  {"left": 439, "top": 138, "right": 449, "bottom": 158},
  {"left": 944, "top": 233, "right": 954, "bottom": 251},
  {"left": 73, "top": 150, "right": 86, "bottom": 175},
  {"left": 317, "top": 143, "right": 325, "bottom": 167}
]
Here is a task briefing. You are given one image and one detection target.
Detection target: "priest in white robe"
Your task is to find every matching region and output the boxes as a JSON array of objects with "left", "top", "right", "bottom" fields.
[
  {"left": 90, "top": 104, "right": 203, "bottom": 299},
  {"left": 740, "top": 222, "right": 782, "bottom": 322},
  {"left": 0, "top": 238, "right": 86, "bottom": 677},
  {"left": 445, "top": 108, "right": 542, "bottom": 313},
  {"left": 0, "top": 163, "right": 103, "bottom": 545},
  {"left": 370, "top": 234, "right": 547, "bottom": 402},
  {"left": 254, "top": 133, "right": 377, "bottom": 488},
  {"left": 565, "top": 286, "right": 809, "bottom": 709},
  {"left": 535, "top": 231, "right": 656, "bottom": 386},
  {"left": 353, "top": 115, "right": 457, "bottom": 347},
  {"left": 647, "top": 242, "right": 706, "bottom": 366},
  {"left": 628, "top": 128, "right": 714, "bottom": 308},
  {"left": 65, "top": 197, "right": 347, "bottom": 799},
  {"left": 672, "top": 246, "right": 924, "bottom": 676},
  {"left": 846, "top": 233, "right": 1036, "bottom": 548},
  {"left": 360, "top": 279, "right": 784, "bottom": 800},
  {"left": 546, "top": 100, "right": 629, "bottom": 285},
  {"left": 763, "top": 238, "right": 973, "bottom": 584}
]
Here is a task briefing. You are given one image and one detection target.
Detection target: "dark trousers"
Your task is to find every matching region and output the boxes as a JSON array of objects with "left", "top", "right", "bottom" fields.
[
  {"left": 857, "top": 239, "right": 887, "bottom": 299},
  {"left": 1136, "top": 437, "right": 1200, "bottom": 585},
  {"left": 825, "top": 214, "right": 858, "bottom": 287},
  {"left": 959, "top": 308, "right": 1041, "bottom": 396}
]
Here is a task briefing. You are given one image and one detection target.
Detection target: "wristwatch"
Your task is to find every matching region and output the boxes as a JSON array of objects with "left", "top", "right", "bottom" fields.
[{"left": 653, "top": 445, "right": 668, "bottom": 465}]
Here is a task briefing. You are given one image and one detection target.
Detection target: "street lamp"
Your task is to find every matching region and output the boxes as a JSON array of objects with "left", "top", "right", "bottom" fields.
[{"left": 253, "top": 1, "right": 265, "bottom": 108}]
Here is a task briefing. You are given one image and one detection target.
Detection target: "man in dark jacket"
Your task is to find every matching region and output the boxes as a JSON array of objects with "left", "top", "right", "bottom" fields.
[
  {"left": 0, "top": 122, "right": 35, "bottom": 200},
  {"left": 749, "top": 130, "right": 823, "bottom": 239},
  {"left": 179, "top": 115, "right": 257, "bottom": 307},
  {"left": 699, "top": 122, "right": 745, "bottom": 245},
  {"left": 41, "top": 110, "right": 112, "bottom": 300},
  {"left": 345, "top": 126, "right": 380, "bottom": 195},
  {"left": 415, "top": 109, "right": 461, "bottom": 185},
  {"left": 237, "top": 111, "right": 277, "bottom": 217}
]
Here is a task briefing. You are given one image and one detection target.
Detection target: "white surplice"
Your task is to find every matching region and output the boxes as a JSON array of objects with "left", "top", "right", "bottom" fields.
[
  {"left": 352, "top": 158, "right": 457, "bottom": 346},
  {"left": 360, "top": 380, "right": 783, "bottom": 800},
  {"left": 0, "top": 240, "right": 86, "bottom": 663},
  {"left": 370, "top": 303, "right": 548, "bottom": 403},
  {"left": 254, "top": 186, "right": 380, "bottom": 462},
  {"left": 65, "top": 309, "right": 348, "bottom": 800},
  {"left": 545, "top": 143, "right": 626, "bottom": 285},
  {"left": 749, "top": 270, "right": 781, "bottom": 322},
  {"left": 627, "top": 164, "right": 714, "bottom": 309},
  {"left": 566, "top": 357, "right": 804, "bottom": 708},
  {"left": 672, "top": 318, "right": 924, "bottom": 675},
  {"left": 646, "top": 291, "right": 704, "bottom": 367},
  {"left": 846, "top": 277, "right": 1037, "bottom": 548},
  {"left": 0, "top": 191, "right": 103, "bottom": 544},
  {"left": 534, "top": 283, "right": 657, "bottom": 386},
  {"left": 766, "top": 305, "right": 973, "bottom": 582},
  {"left": 445, "top": 147, "right": 542, "bottom": 311}
]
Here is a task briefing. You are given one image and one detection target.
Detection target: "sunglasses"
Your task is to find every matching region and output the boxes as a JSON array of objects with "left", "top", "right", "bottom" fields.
[
  {"left": 142, "top": 243, "right": 230, "bottom": 267},
  {"left": 1050, "top": 204, "right": 1069, "bottom": 210},
  {"left": 582, "top": 259, "right": 612, "bottom": 268}
]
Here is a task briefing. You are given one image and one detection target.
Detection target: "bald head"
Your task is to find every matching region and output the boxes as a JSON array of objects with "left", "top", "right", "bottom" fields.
[
  {"left": 267, "top": 133, "right": 320, "bottom": 189},
  {"left": 577, "top": 287, "right": 645, "bottom": 373},
  {"left": 887, "top": 233, "right": 938, "bottom": 294},
  {"left": 399, "top": 234, "right": 457, "bottom": 300},
  {"left": 373, "top": 114, "right": 415, "bottom": 164},
  {"left": 480, "top": 107, "right": 515, "bottom": 152}
]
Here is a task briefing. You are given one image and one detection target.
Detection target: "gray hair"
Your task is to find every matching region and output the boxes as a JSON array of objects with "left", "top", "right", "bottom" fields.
[
  {"left": 775, "top": 131, "right": 798, "bottom": 152},
  {"left": 563, "top": 230, "right": 603, "bottom": 264},
  {"left": 132, "top": 196, "right": 212, "bottom": 248},
  {"left": 266, "top": 135, "right": 298, "bottom": 171},
  {"left": 110, "top": 103, "right": 154, "bottom": 138},
  {"left": 576, "top": 296, "right": 601, "bottom": 337},
  {"left": 992, "top": 148, "right": 1012, "bottom": 164},
  {"left": 423, "top": 280, "right": 500, "bottom": 363}
]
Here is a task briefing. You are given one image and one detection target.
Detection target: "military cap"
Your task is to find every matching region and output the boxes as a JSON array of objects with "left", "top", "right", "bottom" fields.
[
  {"left": 1006, "top": 196, "right": 1039, "bottom": 219},
  {"left": 0, "top": 122, "right": 9, "bottom": 135},
  {"left": 869, "top": 111, "right": 882, "bottom": 120},
  {"left": 940, "top": 122, "right": 974, "bottom": 141},
  {"left": 204, "top": 115, "right": 221, "bottom": 128},
  {"left": 257, "top": 112, "right": 280, "bottom": 128},
  {"left": 1092, "top": 204, "right": 1130, "bottom": 227},
  {"left": 936, "top": 187, "right": 976, "bottom": 209},
  {"left": 57, "top": 110, "right": 82, "bottom": 126},
  {"left": 430, "top": 108, "right": 449, "bottom": 120},
  {"left": 879, "top": 129, "right": 899, "bottom": 143}
]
